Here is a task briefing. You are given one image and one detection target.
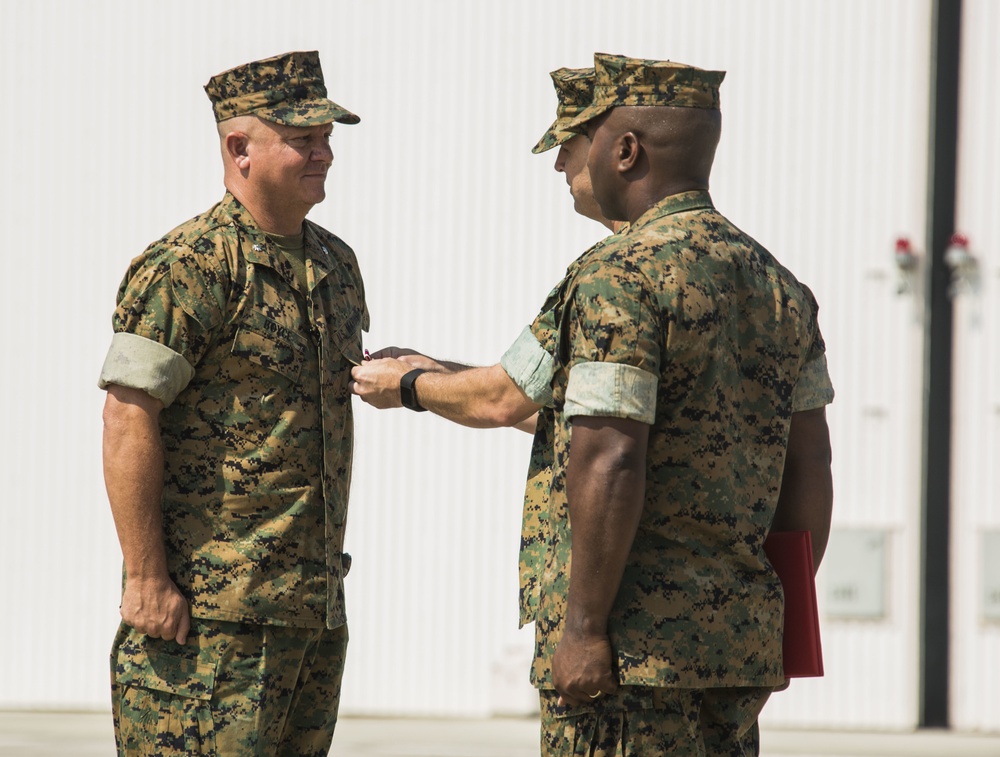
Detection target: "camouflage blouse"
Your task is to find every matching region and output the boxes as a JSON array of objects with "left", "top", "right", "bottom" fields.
[
  {"left": 100, "top": 193, "right": 367, "bottom": 629},
  {"left": 504, "top": 190, "right": 833, "bottom": 688}
]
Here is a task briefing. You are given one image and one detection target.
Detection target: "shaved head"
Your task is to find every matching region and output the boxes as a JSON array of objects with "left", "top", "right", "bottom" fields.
[
  {"left": 217, "top": 115, "right": 262, "bottom": 150},
  {"left": 585, "top": 105, "right": 722, "bottom": 222},
  {"left": 615, "top": 106, "right": 721, "bottom": 183}
]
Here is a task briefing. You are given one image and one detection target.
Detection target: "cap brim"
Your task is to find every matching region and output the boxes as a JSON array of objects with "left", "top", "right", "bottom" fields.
[
  {"left": 532, "top": 129, "right": 574, "bottom": 154},
  {"left": 256, "top": 98, "right": 360, "bottom": 127},
  {"left": 559, "top": 101, "right": 613, "bottom": 136},
  {"left": 531, "top": 116, "right": 585, "bottom": 154},
  {"left": 532, "top": 119, "right": 580, "bottom": 153}
]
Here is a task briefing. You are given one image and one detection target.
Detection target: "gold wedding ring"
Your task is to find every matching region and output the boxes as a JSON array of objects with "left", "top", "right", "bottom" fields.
[{"left": 588, "top": 690, "right": 603, "bottom": 699}]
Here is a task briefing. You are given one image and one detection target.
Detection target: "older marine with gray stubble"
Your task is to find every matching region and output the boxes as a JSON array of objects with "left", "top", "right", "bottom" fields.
[{"left": 100, "top": 51, "right": 367, "bottom": 756}]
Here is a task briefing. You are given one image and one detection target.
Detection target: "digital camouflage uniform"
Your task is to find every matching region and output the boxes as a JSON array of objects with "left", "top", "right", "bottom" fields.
[
  {"left": 517, "top": 66, "right": 600, "bottom": 625},
  {"left": 502, "top": 53, "right": 834, "bottom": 756},
  {"left": 99, "top": 51, "right": 364, "bottom": 756},
  {"left": 507, "top": 245, "right": 617, "bottom": 627}
]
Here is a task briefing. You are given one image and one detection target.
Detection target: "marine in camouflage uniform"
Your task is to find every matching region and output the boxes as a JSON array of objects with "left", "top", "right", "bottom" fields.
[
  {"left": 350, "top": 52, "right": 833, "bottom": 756},
  {"left": 99, "top": 51, "right": 365, "bottom": 756},
  {"left": 518, "top": 66, "right": 627, "bottom": 626},
  {"left": 501, "top": 53, "right": 835, "bottom": 755}
]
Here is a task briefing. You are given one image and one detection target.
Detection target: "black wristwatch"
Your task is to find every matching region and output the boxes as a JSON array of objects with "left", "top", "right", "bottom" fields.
[{"left": 400, "top": 368, "right": 428, "bottom": 412}]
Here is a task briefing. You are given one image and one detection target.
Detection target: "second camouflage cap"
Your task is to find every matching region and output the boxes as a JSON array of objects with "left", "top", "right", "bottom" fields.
[
  {"left": 205, "top": 51, "right": 360, "bottom": 127},
  {"left": 562, "top": 52, "right": 725, "bottom": 134},
  {"left": 531, "top": 67, "right": 595, "bottom": 154}
]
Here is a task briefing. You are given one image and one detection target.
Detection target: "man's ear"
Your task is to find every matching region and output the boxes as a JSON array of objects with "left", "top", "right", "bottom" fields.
[
  {"left": 225, "top": 131, "right": 251, "bottom": 171},
  {"left": 616, "top": 132, "right": 641, "bottom": 173}
]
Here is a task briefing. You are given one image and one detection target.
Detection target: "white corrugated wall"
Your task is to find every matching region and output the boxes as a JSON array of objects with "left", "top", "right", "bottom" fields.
[
  {"left": 0, "top": 0, "right": 973, "bottom": 733},
  {"left": 950, "top": 0, "right": 1000, "bottom": 734},
  {"left": 728, "top": 1, "right": 932, "bottom": 731}
]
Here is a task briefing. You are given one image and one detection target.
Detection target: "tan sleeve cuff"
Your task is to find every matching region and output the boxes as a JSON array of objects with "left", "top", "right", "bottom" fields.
[
  {"left": 564, "top": 362, "right": 657, "bottom": 424},
  {"left": 792, "top": 354, "right": 836, "bottom": 412},
  {"left": 98, "top": 332, "right": 195, "bottom": 407},
  {"left": 500, "top": 326, "right": 554, "bottom": 406}
]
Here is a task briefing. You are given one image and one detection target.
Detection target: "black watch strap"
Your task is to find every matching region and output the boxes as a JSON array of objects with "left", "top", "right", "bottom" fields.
[{"left": 400, "top": 368, "right": 428, "bottom": 412}]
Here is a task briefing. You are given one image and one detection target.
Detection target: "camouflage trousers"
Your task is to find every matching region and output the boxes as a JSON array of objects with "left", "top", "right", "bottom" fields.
[
  {"left": 539, "top": 685, "right": 772, "bottom": 756},
  {"left": 111, "top": 618, "right": 347, "bottom": 756}
]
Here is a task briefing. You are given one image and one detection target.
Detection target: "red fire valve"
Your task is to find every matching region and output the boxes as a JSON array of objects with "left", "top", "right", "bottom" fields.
[
  {"left": 944, "top": 233, "right": 973, "bottom": 271},
  {"left": 894, "top": 237, "right": 917, "bottom": 271}
]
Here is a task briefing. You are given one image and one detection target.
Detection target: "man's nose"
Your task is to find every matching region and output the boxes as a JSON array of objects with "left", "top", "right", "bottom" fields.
[
  {"left": 554, "top": 145, "right": 568, "bottom": 173},
  {"left": 313, "top": 142, "right": 334, "bottom": 164}
]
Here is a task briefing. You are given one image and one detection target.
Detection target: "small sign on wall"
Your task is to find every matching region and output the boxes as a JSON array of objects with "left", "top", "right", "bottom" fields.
[
  {"left": 822, "top": 529, "right": 888, "bottom": 620},
  {"left": 982, "top": 531, "right": 1000, "bottom": 623}
]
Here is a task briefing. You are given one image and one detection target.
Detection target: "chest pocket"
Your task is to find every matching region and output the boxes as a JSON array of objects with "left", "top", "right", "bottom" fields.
[
  {"left": 312, "top": 266, "right": 366, "bottom": 368},
  {"left": 232, "top": 311, "right": 308, "bottom": 383},
  {"left": 329, "top": 306, "right": 364, "bottom": 366}
]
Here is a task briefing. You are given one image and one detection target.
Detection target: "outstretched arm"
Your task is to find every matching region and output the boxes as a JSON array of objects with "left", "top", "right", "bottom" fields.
[
  {"left": 103, "top": 384, "right": 190, "bottom": 644},
  {"left": 771, "top": 407, "right": 834, "bottom": 570},
  {"left": 351, "top": 358, "right": 541, "bottom": 429},
  {"left": 368, "top": 346, "right": 472, "bottom": 374},
  {"left": 362, "top": 348, "right": 540, "bottom": 434}
]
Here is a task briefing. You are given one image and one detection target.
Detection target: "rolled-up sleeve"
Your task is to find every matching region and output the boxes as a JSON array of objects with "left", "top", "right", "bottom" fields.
[
  {"left": 98, "top": 332, "right": 195, "bottom": 407},
  {"left": 791, "top": 352, "right": 835, "bottom": 412},
  {"left": 565, "top": 361, "right": 658, "bottom": 423},
  {"left": 98, "top": 249, "right": 225, "bottom": 406},
  {"left": 560, "top": 262, "right": 661, "bottom": 424},
  {"left": 501, "top": 326, "right": 554, "bottom": 406}
]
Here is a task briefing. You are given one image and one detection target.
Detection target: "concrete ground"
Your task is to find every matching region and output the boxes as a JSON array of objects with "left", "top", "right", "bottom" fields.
[{"left": 2, "top": 711, "right": 1000, "bottom": 756}]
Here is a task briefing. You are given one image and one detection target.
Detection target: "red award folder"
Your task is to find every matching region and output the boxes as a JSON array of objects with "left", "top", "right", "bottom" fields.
[{"left": 763, "top": 530, "right": 824, "bottom": 677}]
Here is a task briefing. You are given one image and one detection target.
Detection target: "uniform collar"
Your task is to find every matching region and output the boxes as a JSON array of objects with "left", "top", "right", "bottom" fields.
[
  {"left": 628, "top": 190, "right": 715, "bottom": 233},
  {"left": 563, "top": 221, "right": 630, "bottom": 278},
  {"left": 217, "top": 192, "right": 280, "bottom": 268},
  {"left": 220, "top": 192, "right": 336, "bottom": 287},
  {"left": 302, "top": 222, "right": 336, "bottom": 284}
]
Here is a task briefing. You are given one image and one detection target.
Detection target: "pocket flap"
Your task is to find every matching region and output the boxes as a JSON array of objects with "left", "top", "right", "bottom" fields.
[
  {"left": 232, "top": 314, "right": 306, "bottom": 382},
  {"left": 116, "top": 645, "right": 216, "bottom": 701},
  {"left": 329, "top": 308, "right": 364, "bottom": 365}
]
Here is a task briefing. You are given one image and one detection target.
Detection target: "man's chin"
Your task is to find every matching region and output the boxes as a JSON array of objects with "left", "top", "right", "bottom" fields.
[
  {"left": 302, "top": 175, "right": 327, "bottom": 195},
  {"left": 303, "top": 188, "right": 327, "bottom": 205}
]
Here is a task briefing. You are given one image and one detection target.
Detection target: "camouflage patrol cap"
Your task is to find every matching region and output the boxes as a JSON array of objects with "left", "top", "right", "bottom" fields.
[
  {"left": 562, "top": 52, "right": 725, "bottom": 134},
  {"left": 531, "top": 67, "right": 595, "bottom": 154},
  {"left": 205, "top": 51, "right": 360, "bottom": 127}
]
